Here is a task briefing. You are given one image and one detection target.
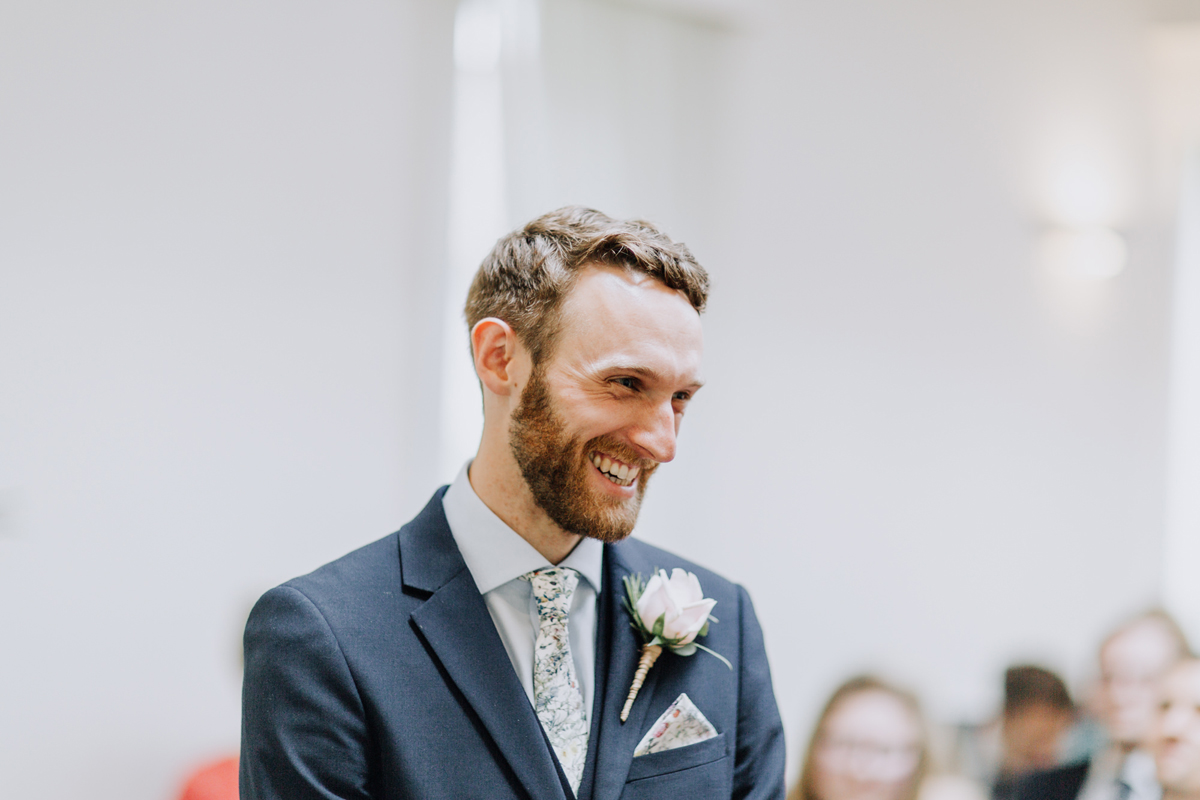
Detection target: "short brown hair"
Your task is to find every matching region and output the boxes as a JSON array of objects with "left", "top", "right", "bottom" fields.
[
  {"left": 1004, "top": 665, "right": 1073, "bottom": 715},
  {"left": 464, "top": 206, "right": 709, "bottom": 365}
]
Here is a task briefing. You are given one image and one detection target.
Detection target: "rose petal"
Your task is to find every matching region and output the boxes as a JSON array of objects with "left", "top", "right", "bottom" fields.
[
  {"left": 636, "top": 573, "right": 668, "bottom": 631},
  {"left": 681, "top": 598, "right": 716, "bottom": 627},
  {"left": 664, "top": 569, "right": 695, "bottom": 605},
  {"left": 665, "top": 599, "right": 716, "bottom": 643},
  {"left": 655, "top": 569, "right": 682, "bottom": 621}
]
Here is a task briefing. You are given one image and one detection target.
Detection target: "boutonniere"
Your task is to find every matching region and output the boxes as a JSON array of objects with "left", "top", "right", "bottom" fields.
[{"left": 620, "top": 568, "right": 731, "bottom": 722}]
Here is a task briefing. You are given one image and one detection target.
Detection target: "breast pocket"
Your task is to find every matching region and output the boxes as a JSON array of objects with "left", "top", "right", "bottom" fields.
[{"left": 622, "top": 733, "right": 730, "bottom": 799}]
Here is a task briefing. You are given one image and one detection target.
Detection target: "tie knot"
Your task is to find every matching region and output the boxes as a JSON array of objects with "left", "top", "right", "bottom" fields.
[{"left": 523, "top": 567, "right": 580, "bottom": 621}]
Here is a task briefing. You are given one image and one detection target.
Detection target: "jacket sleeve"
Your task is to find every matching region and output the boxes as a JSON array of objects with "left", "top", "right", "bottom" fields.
[
  {"left": 733, "top": 584, "right": 787, "bottom": 800},
  {"left": 240, "top": 584, "right": 373, "bottom": 800}
]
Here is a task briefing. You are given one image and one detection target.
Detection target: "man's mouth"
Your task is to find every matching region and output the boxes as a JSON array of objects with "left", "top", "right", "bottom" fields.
[{"left": 590, "top": 451, "right": 641, "bottom": 487}]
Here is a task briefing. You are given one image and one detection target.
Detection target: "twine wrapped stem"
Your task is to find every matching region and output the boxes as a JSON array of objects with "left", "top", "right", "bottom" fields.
[{"left": 620, "top": 643, "right": 662, "bottom": 722}]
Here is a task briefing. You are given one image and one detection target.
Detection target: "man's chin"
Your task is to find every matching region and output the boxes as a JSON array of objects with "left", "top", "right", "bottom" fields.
[
  {"left": 557, "top": 508, "right": 639, "bottom": 544},
  {"left": 553, "top": 494, "right": 642, "bottom": 544},
  {"left": 579, "top": 521, "right": 637, "bottom": 544}
]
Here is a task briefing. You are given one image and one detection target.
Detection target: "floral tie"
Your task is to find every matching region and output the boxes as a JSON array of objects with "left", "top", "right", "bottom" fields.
[{"left": 522, "top": 567, "right": 589, "bottom": 794}]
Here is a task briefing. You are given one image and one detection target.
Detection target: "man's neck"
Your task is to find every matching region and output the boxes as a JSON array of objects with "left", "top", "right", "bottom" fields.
[{"left": 467, "top": 451, "right": 582, "bottom": 565}]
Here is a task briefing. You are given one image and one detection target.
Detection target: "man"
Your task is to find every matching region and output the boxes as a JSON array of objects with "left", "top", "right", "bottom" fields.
[
  {"left": 1151, "top": 657, "right": 1200, "bottom": 800},
  {"left": 951, "top": 665, "right": 1075, "bottom": 800},
  {"left": 1016, "top": 610, "right": 1192, "bottom": 800},
  {"left": 967, "top": 665, "right": 1077, "bottom": 800},
  {"left": 999, "top": 666, "right": 1076, "bottom": 779},
  {"left": 239, "top": 207, "right": 787, "bottom": 800}
]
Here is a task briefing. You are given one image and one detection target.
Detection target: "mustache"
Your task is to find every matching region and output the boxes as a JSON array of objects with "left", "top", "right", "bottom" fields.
[{"left": 585, "top": 436, "right": 659, "bottom": 473}]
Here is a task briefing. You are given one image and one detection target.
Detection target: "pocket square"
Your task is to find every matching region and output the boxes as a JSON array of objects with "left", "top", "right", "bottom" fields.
[{"left": 633, "top": 693, "right": 718, "bottom": 757}]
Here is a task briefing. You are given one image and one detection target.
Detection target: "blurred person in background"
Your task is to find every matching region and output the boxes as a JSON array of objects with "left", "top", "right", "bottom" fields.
[
  {"left": 990, "top": 666, "right": 1077, "bottom": 800},
  {"left": 176, "top": 757, "right": 238, "bottom": 800},
  {"left": 788, "top": 675, "right": 985, "bottom": 800},
  {"left": 1152, "top": 658, "right": 1200, "bottom": 800},
  {"left": 788, "top": 675, "right": 928, "bottom": 800},
  {"left": 1017, "top": 610, "right": 1192, "bottom": 800},
  {"left": 949, "top": 665, "right": 1078, "bottom": 795}
]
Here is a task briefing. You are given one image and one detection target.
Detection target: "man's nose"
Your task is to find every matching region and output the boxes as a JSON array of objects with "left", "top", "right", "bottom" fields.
[{"left": 629, "top": 399, "right": 678, "bottom": 463}]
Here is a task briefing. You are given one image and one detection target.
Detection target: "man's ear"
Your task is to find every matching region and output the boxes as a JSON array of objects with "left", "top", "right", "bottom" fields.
[{"left": 471, "top": 317, "right": 522, "bottom": 397}]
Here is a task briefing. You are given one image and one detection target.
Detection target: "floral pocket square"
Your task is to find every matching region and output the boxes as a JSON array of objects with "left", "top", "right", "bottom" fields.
[{"left": 633, "top": 693, "right": 718, "bottom": 757}]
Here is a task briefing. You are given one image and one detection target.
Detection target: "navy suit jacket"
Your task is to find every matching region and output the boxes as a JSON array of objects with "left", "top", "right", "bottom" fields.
[
  {"left": 1013, "top": 760, "right": 1090, "bottom": 800},
  {"left": 240, "top": 488, "right": 786, "bottom": 800}
]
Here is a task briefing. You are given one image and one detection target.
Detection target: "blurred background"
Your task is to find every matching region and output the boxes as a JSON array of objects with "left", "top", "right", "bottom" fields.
[{"left": 3, "top": 0, "right": 1200, "bottom": 797}]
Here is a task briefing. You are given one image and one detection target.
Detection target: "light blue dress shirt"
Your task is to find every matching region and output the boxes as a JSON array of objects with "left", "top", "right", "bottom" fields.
[{"left": 441, "top": 462, "right": 604, "bottom": 720}]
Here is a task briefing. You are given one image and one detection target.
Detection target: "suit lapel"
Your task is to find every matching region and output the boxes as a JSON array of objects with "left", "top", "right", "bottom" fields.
[
  {"left": 401, "top": 491, "right": 567, "bottom": 800},
  {"left": 582, "top": 542, "right": 663, "bottom": 800}
]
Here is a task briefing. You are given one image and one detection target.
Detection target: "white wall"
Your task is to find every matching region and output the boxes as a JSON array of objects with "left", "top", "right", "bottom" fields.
[{"left": 0, "top": 1, "right": 455, "bottom": 797}]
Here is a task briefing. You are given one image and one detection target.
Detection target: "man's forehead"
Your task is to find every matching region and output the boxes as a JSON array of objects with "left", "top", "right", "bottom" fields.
[
  {"left": 1102, "top": 649, "right": 1161, "bottom": 674},
  {"left": 1105, "top": 622, "right": 1180, "bottom": 662},
  {"left": 552, "top": 265, "right": 704, "bottom": 379},
  {"left": 562, "top": 263, "right": 697, "bottom": 312}
]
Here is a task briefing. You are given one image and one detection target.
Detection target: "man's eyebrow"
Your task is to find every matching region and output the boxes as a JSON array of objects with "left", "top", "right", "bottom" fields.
[{"left": 597, "top": 363, "right": 705, "bottom": 389}]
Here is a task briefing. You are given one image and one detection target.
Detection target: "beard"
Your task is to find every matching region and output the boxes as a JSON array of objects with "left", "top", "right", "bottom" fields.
[{"left": 508, "top": 367, "right": 657, "bottom": 542}]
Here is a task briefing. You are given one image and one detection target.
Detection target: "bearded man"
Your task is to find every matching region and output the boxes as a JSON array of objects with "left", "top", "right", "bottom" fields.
[{"left": 239, "top": 207, "right": 786, "bottom": 800}]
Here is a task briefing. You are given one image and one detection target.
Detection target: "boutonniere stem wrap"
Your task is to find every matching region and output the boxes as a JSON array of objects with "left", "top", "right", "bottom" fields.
[{"left": 620, "top": 569, "right": 731, "bottom": 722}]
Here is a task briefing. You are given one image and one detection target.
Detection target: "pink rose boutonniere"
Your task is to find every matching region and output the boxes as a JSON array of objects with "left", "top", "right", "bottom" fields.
[{"left": 620, "top": 568, "right": 731, "bottom": 722}]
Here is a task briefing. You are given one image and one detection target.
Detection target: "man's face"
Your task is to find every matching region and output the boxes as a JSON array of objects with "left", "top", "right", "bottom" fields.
[
  {"left": 1097, "top": 621, "right": 1183, "bottom": 747},
  {"left": 508, "top": 265, "right": 704, "bottom": 542},
  {"left": 1152, "top": 661, "right": 1200, "bottom": 793},
  {"left": 1001, "top": 703, "right": 1073, "bottom": 774}
]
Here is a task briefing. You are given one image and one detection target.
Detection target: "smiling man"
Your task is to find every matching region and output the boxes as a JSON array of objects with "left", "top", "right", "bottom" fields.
[
  {"left": 1153, "top": 658, "right": 1200, "bottom": 800},
  {"left": 240, "top": 207, "right": 786, "bottom": 800}
]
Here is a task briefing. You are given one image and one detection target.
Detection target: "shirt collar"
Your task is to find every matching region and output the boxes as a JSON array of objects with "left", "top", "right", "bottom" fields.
[
  {"left": 1120, "top": 749, "right": 1159, "bottom": 798},
  {"left": 441, "top": 461, "right": 604, "bottom": 596}
]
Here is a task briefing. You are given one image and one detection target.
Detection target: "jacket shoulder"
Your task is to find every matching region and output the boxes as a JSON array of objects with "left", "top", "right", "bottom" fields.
[
  {"left": 271, "top": 486, "right": 453, "bottom": 609},
  {"left": 1015, "top": 760, "right": 1090, "bottom": 800}
]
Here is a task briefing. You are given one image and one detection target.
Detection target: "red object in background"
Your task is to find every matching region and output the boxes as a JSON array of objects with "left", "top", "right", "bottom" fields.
[{"left": 177, "top": 755, "right": 238, "bottom": 800}]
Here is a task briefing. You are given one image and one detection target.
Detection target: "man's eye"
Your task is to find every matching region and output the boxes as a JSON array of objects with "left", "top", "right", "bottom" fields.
[
  {"left": 612, "top": 377, "right": 636, "bottom": 389},
  {"left": 673, "top": 391, "right": 691, "bottom": 402}
]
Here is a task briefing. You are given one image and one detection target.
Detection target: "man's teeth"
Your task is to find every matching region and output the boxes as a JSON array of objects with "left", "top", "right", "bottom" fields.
[{"left": 591, "top": 453, "right": 640, "bottom": 486}]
